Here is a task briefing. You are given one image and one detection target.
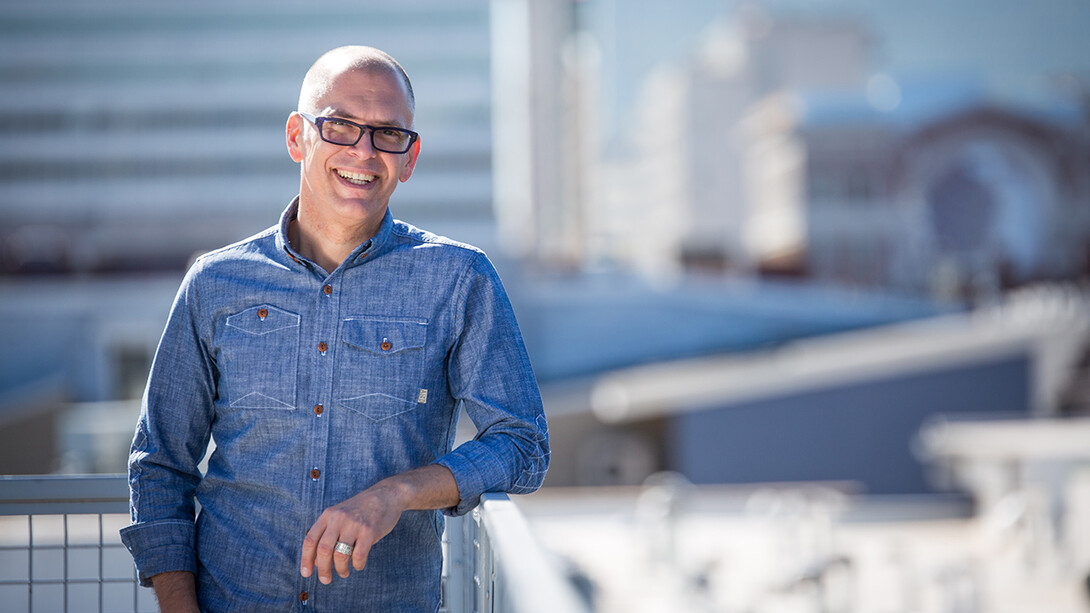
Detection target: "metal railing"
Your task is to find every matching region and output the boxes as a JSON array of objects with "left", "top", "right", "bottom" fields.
[
  {"left": 443, "top": 493, "right": 591, "bottom": 613},
  {"left": 0, "top": 475, "right": 589, "bottom": 613},
  {"left": 0, "top": 474, "right": 153, "bottom": 613}
]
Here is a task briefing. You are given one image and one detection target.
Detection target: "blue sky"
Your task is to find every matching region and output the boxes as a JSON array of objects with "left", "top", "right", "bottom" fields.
[
  {"left": 855, "top": 0, "right": 1090, "bottom": 94},
  {"left": 587, "top": 0, "right": 1090, "bottom": 143}
]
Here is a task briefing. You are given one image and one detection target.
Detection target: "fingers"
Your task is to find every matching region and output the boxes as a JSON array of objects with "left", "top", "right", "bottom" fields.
[
  {"left": 329, "top": 542, "right": 347, "bottom": 580},
  {"left": 299, "top": 487, "right": 406, "bottom": 584},
  {"left": 299, "top": 516, "right": 324, "bottom": 579},
  {"left": 299, "top": 512, "right": 374, "bottom": 584},
  {"left": 315, "top": 530, "right": 341, "bottom": 584},
  {"left": 352, "top": 544, "right": 367, "bottom": 572},
  {"left": 300, "top": 516, "right": 342, "bottom": 584}
]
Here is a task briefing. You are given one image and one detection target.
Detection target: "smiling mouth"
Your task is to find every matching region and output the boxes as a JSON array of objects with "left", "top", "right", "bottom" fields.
[{"left": 337, "top": 169, "right": 376, "bottom": 185}]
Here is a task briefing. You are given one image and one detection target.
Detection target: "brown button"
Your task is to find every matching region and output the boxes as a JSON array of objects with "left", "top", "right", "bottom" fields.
[
  {"left": 380, "top": 340, "right": 392, "bottom": 351},
  {"left": 299, "top": 591, "right": 309, "bottom": 602},
  {"left": 313, "top": 404, "right": 323, "bottom": 416},
  {"left": 310, "top": 468, "right": 320, "bottom": 480},
  {"left": 257, "top": 308, "right": 268, "bottom": 320},
  {"left": 323, "top": 285, "right": 332, "bottom": 295},
  {"left": 317, "top": 342, "right": 328, "bottom": 353}
]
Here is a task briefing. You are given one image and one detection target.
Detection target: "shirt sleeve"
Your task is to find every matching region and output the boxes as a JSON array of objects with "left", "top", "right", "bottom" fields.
[
  {"left": 435, "top": 253, "right": 550, "bottom": 516},
  {"left": 119, "top": 263, "right": 215, "bottom": 586}
]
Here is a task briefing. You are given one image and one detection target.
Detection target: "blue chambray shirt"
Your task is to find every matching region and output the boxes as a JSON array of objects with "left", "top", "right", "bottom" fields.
[{"left": 120, "top": 199, "right": 550, "bottom": 612}]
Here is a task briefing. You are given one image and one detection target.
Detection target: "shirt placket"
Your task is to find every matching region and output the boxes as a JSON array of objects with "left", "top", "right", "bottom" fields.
[{"left": 297, "top": 271, "right": 342, "bottom": 607}]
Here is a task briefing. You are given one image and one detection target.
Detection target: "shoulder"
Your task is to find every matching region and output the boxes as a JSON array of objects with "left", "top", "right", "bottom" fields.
[
  {"left": 179, "top": 225, "right": 279, "bottom": 291},
  {"left": 190, "top": 226, "right": 279, "bottom": 270},
  {"left": 389, "top": 218, "right": 489, "bottom": 264},
  {"left": 388, "top": 220, "right": 507, "bottom": 298}
]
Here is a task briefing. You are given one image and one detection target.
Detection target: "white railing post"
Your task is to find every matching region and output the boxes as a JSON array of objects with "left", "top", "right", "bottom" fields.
[
  {"left": 478, "top": 493, "right": 592, "bottom": 613},
  {"left": 443, "top": 493, "right": 592, "bottom": 613}
]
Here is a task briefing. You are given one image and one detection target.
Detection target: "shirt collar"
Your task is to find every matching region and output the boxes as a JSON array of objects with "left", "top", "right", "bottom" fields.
[{"left": 276, "top": 196, "right": 395, "bottom": 270}]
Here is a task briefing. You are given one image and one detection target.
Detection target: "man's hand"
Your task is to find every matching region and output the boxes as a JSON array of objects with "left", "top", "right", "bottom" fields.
[
  {"left": 300, "top": 464, "right": 459, "bottom": 584},
  {"left": 300, "top": 483, "right": 403, "bottom": 584}
]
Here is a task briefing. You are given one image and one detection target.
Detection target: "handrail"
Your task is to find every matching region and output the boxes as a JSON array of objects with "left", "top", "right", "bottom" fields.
[
  {"left": 478, "top": 494, "right": 592, "bottom": 613},
  {"left": 445, "top": 493, "right": 592, "bottom": 613},
  {"left": 0, "top": 474, "right": 130, "bottom": 516}
]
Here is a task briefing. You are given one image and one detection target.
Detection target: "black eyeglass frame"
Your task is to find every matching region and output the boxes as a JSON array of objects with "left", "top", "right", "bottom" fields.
[{"left": 298, "top": 112, "right": 419, "bottom": 154}]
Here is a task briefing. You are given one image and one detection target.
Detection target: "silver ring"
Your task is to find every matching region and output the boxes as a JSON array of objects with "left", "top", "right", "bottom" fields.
[{"left": 334, "top": 541, "right": 354, "bottom": 556}]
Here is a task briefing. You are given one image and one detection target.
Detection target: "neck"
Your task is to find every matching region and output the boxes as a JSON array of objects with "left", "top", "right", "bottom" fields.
[{"left": 290, "top": 206, "right": 383, "bottom": 274}]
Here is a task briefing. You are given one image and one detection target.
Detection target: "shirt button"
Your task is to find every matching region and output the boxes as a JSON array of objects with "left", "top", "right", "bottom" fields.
[
  {"left": 257, "top": 308, "right": 268, "bottom": 320},
  {"left": 299, "top": 591, "right": 309, "bottom": 603},
  {"left": 380, "top": 340, "right": 392, "bottom": 351},
  {"left": 317, "top": 342, "right": 328, "bottom": 353},
  {"left": 310, "top": 468, "right": 320, "bottom": 480},
  {"left": 313, "top": 404, "right": 323, "bottom": 416},
  {"left": 323, "top": 285, "right": 333, "bottom": 295}
]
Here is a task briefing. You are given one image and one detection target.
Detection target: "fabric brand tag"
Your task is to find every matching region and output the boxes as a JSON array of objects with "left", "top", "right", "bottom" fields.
[{"left": 417, "top": 389, "right": 428, "bottom": 404}]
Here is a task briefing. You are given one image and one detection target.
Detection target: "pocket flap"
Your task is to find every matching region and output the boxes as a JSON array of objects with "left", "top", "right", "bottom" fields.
[
  {"left": 226, "top": 305, "right": 300, "bottom": 335},
  {"left": 342, "top": 317, "right": 426, "bottom": 355}
]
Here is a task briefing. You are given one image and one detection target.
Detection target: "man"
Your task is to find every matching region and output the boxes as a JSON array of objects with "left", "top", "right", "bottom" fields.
[{"left": 121, "top": 46, "right": 549, "bottom": 612}]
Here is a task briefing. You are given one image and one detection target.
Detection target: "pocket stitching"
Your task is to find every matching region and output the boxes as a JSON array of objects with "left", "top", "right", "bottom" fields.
[
  {"left": 219, "top": 304, "right": 301, "bottom": 410},
  {"left": 337, "top": 316, "right": 428, "bottom": 421},
  {"left": 226, "top": 305, "right": 300, "bottom": 336}
]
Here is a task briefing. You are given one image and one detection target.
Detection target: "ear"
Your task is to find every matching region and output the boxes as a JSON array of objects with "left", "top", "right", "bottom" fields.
[
  {"left": 399, "top": 138, "right": 421, "bottom": 183},
  {"left": 286, "top": 113, "right": 305, "bottom": 163}
]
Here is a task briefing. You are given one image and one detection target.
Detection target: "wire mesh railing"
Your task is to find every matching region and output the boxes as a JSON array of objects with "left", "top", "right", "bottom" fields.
[{"left": 0, "top": 474, "right": 155, "bottom": 613}]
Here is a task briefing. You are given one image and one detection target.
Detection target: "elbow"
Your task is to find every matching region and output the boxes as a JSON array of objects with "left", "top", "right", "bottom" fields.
[{"left": 509, "top": 434, "right": 550, "bottom": 495}]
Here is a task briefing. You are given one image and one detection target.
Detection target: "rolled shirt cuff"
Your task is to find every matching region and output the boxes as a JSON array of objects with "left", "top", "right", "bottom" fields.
[
  {"left": 119, "top": 519, "right": 198, "bottom": 587},
  {"left": 435, "top": 440, "right": 505, "bottom": 517}
]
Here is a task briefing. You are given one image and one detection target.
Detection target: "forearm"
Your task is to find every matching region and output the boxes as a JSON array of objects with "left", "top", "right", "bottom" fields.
[
  {"left": 150, "top": 571, "right": 199, "bottom": 613},
  {"left": 375, "top": 463, "right": 460, "bottom": 512}
]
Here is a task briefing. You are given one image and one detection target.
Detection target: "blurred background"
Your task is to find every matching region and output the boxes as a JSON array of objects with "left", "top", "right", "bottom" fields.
[{"left": 1, "top": 0, "right": 1089, "bottom": 611}]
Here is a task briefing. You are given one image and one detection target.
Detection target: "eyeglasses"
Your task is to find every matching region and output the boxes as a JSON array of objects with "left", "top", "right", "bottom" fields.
[{"left": 298, "top": 112, "right": 418, "bottom": 154}]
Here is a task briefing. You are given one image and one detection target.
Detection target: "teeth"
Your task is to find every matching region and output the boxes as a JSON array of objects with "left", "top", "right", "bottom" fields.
[{"left": 337, "top": 170, "right": 376, "bottom": 185}]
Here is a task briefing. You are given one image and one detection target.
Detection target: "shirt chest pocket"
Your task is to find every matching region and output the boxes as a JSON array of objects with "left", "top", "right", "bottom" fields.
[
  {"left": 337, "top": 316, "right": 428, "bottom": 421},
  {"left": 221, "top": 305, "right": 301, "bottom": 410}
]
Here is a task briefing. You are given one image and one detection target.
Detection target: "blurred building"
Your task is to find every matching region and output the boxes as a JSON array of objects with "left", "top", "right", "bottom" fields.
[
  {"left": 518, "top": 2, "right": 1090, "bottom": 299},
  {"left": 744, "top": 86, "right": 1090, "bottom": 301},
  {"left": 0, "top": 0, "right": 496, "bottom": 276},
  {"left": 490, "top": 0, "right": 595, "bottom": 267},
  {"left": 613, "top": 6, "right": 875, "bottom": 278},
  {"left": 540, "top": 283, "right": 1090, "bottom": 492}
]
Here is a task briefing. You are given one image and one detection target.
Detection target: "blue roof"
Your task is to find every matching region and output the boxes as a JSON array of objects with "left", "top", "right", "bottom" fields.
[{"left": 510, "top": 273, "right": 954, "bottom": 382}]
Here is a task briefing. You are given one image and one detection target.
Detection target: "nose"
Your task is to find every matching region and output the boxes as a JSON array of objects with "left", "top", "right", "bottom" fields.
[{"left": 348, "top": 128, "right": 377, "bottom": 156}]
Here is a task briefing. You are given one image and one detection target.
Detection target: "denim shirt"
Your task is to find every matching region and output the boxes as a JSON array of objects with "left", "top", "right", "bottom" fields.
[{"left": 120, "top": 199, "right": 549, "bottom": 612}]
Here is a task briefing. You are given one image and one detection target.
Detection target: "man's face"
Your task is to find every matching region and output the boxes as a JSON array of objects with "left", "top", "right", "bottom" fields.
[{"left": 287, "top": 67, "right": 419, "bottom": 229}]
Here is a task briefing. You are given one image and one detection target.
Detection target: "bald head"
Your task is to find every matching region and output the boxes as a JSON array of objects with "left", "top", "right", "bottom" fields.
[{"left": 298, "top": 46, "right": 415, "bottom": 118}]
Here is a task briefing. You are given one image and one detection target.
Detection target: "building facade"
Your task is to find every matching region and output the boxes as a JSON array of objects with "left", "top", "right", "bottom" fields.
[{"left": 743, "top": 93, "right": 1090, "bottom": 300}]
